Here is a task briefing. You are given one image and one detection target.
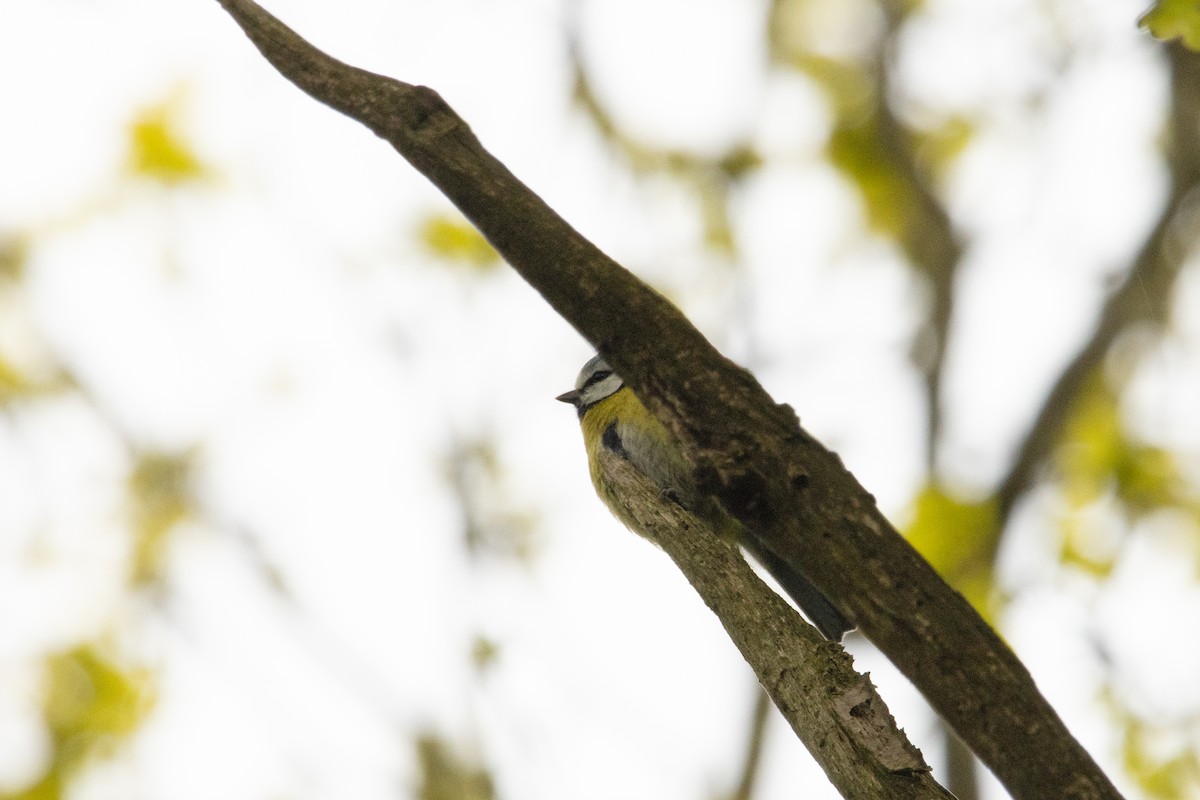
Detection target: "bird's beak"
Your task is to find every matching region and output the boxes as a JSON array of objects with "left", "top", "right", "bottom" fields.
[{"left": 556, "top": 389, "right": 581, "bottom": 406}]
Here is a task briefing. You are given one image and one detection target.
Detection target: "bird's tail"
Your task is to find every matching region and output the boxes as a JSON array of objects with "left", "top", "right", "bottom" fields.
[{"left": 742, "top": 537, "right": 852, "bottom": 641}]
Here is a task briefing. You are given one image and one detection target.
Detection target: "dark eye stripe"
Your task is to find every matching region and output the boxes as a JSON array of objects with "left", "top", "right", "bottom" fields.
[{"left": 582, "top": 369, "right": 612, "bottom": 389}]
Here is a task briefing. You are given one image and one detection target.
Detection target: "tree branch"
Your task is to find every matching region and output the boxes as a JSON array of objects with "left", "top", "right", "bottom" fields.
[
  {"left": 872, "top": 4, "right": 964, "bottom": 471},
  {"left": 728, "top": 687, "right": 771, "bottom": 800},
  {"left": 994, "top": 41, "right": 1200, "bottom": 533},
  {"left": 596, "top": 450, "right": 953, "bottom": 799},
  {"left": 209, "top": 2, "right": 1126, "bottom": 798}
]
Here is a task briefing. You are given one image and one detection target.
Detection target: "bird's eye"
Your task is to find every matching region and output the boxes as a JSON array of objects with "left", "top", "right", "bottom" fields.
[{"left": 584, "top": 370, "right": 612, "bottom": 388}]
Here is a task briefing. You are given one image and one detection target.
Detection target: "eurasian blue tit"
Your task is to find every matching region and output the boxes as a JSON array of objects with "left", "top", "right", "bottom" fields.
[{"left": 557, "top": 354, "right": 851, "bottom": 641}]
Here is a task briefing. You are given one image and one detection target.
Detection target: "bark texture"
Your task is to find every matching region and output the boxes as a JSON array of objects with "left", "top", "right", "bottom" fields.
[{"left": 598, "top": 449, "right": 955, "bottom": 799}]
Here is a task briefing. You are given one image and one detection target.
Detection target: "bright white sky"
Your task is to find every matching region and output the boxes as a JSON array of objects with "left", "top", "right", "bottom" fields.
[{"left": 0, "top": 0, "right": 1197, "bottom": 799}]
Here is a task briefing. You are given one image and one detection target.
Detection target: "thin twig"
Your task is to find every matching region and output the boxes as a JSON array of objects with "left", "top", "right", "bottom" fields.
[
  {"left": 872, "top": 3, "right": 963, "bottom": 470},
  {"left": 993, "top": 42, "right": 1200, "bottom": 534},
  {"left": 729, "top": 687, "right": 773, "bottom": 800}
]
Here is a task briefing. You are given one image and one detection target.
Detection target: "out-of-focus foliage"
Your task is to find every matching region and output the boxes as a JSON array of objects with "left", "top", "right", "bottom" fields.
[
  {"left": 43, "top": 647, "right": 153, "bottom": 753},
  {"left": 0, "top": 357, "right": 59, "bottom": 403},
  {"left": 904, "top": 485, "right": 999, "bottom": 617},
  {"left": 769, "top": 5, "right": 924, "bottom": 251},
  {"left": 767, "top": 0, "right": 965, "bottom": 306},
  {"left": 1057, "top": 382, "right": 1187, "bottom": 517},
  {"left": 1103, "top": 687, "right": 1200, "bottom": 800},
  {"left": 127, "top": 451, "right": 193, "bottom": 586},
  {"left": 414, "top": 733, "right": 496, "bottom": 800},
  {"left": 0, "top": 237, "right": 64, "bottom": 403},
  {"left": 443, "top": 435, "right": 541, "bottom": 562},
  {"left": 826, "top": 121, "right": 920, "bottom": 245},
  {"left": 124, "top": 90, "right": 210, "bottom": 184},
  {"left": 568, "top": 53, "right": 754, "bottom": 258},
  {"left": 1, "top": 647, "right": 155, "bottom": 800},
  {"left": 418, "top": 213, "right": 502, "bottom": 272},
  {"left": 0, "top": 235, "right": 27, "bottom": 282},
  {"left": 1140, "top": 0, "right": 1200, "bottom": 51},
  {"left": 0, "top": 87, "right": 205, "bottom": 800},
  {"left": 1053, "top": 378, "right": 1195, "bottom": 577},
  {"left": 910, "top": 118, "right": 975, "bottom": 181},
  {"left": 4, "top": 1, "right": 1200, "bottom": 799},
  {"left": 470, "top": 635, "right": 501, "bottom": 674},
  {"left": 0, "top": 342, "right": 67, "bottom": 403}
]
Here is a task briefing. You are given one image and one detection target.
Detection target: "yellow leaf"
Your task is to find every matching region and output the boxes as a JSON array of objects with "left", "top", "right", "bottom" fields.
[
  {"left": 125, "top": 90, "right": 208, "bottom": 184},
  {"left": 1056, "top": 383, "right": 1122, "bottom": 506},
  {"left": 794, "top": 55, "right": 873, "bottom": 121},
  {"left": 717, "top": 145, "right": 763, "bottom": 179},
  {"left": 903, "top": 484, "right": 999, "bottom": 615},
  {"left": 127, "top": 452, "right": 192, "bottom": 584},
  {"left": 0, "top": 355, "right": 66, "bottom": 403},
  {"left": 418, "top": 214, "right": 501, "bottom": 271},
  {"left": 471, "top": 636, "right": 500, "bottom": 673},
  {"left": 1058, "top": 514, "right": 1117, "bottom": 578},
  {"left": 3, "top": 646, "right": 156, "bottom": 800},
  {"left": 1120, "top": 718, "right": 1198, "bottom": 799},
  {"left": 1140, "top": 0, "right": 1200, "bottom": 51},
  {"left": 44, "top": 647, "right": 154, "bottom": 744},
  {"left": 0, "top": 357, "right": 30, "bottom": 400},
  {"left": 1057, "top": 381, "right": 1187, "bottom": 515},
  {"left": 415, "top": 733, "right": 495, "bottom": 800},
  {"left": 0, "top": 771, "right": 61, "bottom": 800},
  {"left": 0, "top": 235, "right": 27, "bottom": 282},
  {"left": 914, "top": 116, "right": 975, "bottom": 175}
]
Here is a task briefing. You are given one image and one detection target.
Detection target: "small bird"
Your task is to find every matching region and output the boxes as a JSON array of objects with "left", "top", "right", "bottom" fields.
[{"left": 557, "top": 354, "right": 851, "bottom": 641}]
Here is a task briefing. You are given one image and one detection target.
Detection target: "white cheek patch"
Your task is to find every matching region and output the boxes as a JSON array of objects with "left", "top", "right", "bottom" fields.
[{"left": 581, "top": 372, "right": 625, "bottom": 406}]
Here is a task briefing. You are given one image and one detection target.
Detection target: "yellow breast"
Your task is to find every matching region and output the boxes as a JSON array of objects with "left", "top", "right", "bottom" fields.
[{"left": 578, "top": 386, "right": 707, "bottom": 532}]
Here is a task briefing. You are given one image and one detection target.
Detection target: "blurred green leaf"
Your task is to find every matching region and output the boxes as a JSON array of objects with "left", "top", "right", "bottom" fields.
[
  {"left": 0, "top": 772, "right": 61, "bottom": 800},
  {"left": 0, "top": 645, "right": 158, "bottom": 800},
  {"left": 903, "top": 484, "right": 999, "bottom": 614},
  {"left": 793, "top": 55, "right": 874, "bottom": 120},
  {"left": 0, "top": 357, "right": 68, "bottom": 404},
  {"left": 45, "top": 647, "right": 153, "bottom": 743},
  {"left": 1057, "top": 513, "right": 1118, "bottom": 578},
  {"left": 698, "top": 180, "right": 736, "bottom": 255},
  {"left": 0, "top": 357, "right": 32, "bottom": 401},
  {"left": 0, "top": 235, "right": 27, "bottom": 282},
  {"left": 443, "top": 436, "right": 541, "bottom": 562},
  {"left": 1140, "top": 0, "right": 1200, "bottom": 51},
  {"left": 1057, "top": 387, "right": 1123, "bottom": 506},
  {"left": 1116, "top": 445, "right": 1182, "bottom": 514},
  {"left": 127, "top": 451, "right": 192, "bottom": 585},
  {"left": 470, "top": 636, "right": 501, "bottom": 674},
  {"left": 827, "top": 120, "right": 922, "bottom": 243},
  {"left": 1121, "top": 718, "right": 1200, "bottom": 798},
  {"left": 913, "top": 116, "right": 975, "bottom": 176},
  {"left": 125, "top": 90, "right": 209, "bottom": 184},
  {"left": 1058, "top": 383, "right": 1187, "bottom": 514},
  {"left": 717, "top": 145, "right": 763, "bottom": 180},
  {"left": 415, "top": 733, "right": 495, "bottom": 800},
  {"left": 1052, "top": 379, "right": 1199, "bottom": 580},
  {"left": 418, "top": 213, "right": 502, "bottom": 271}
]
